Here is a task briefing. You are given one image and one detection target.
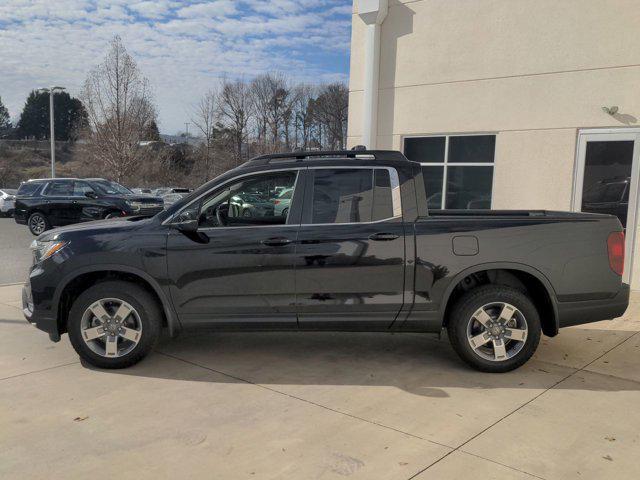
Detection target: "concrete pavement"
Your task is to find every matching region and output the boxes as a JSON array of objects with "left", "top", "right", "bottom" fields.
[{"left": 1, "top": 283, "right": 639, "bottom": 480}]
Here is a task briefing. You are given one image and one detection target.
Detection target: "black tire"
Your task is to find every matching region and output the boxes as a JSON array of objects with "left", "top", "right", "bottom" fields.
[
  {"left": 67, "top": 281, "right": 162, "bottom": 369},
  {"left": 281, "top": 207, "right": 289, "bottom": 218},
  {"left": 28, "top": 211, "right": 50, "bottom": 236},
  {"left": 447, "top": 285, "right": 541, "bottom": 373}
]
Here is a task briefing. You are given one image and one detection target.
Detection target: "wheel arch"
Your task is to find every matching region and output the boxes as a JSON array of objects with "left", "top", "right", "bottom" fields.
[
  {"left": 54, "top": 265, "right": 181, "bottom": 338},
  {"left": 439, "top": 262, "right": 559, "bottom": 337}
]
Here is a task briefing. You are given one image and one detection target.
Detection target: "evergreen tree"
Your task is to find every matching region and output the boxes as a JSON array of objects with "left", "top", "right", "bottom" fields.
[
  {"left": 0, "top": 96, "right": 11, "bottom": 137},
  {"left": 15, "top": 90, "right": 88, "bottom": 140},
  {"left": 143, "top": 119, "right": 161, "bottom": 141}
]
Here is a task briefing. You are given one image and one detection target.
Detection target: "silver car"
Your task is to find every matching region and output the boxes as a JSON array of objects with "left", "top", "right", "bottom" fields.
[{"left": 0, "top": 188, "right": 16, "bottom": 216}]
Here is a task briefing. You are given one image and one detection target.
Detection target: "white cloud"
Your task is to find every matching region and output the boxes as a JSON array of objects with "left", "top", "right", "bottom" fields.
[{"left": 0, "top": 0, "right": 352, "bottom": 133}]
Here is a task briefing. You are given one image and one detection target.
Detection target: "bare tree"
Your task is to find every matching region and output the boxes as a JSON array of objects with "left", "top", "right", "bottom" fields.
[
  {"left": 292, "top": 83, "right": 316, "bottom": 150},
  {"left": 82, "top": 36, "right": 157, "bottom": 181},
  {"left": 219, "top": 78, "right": 252, "bottom": 163},
  {"left": 191, "top": 89, "right": 218, "bottom": 181},
  {"left": 313, "top": 83, "right": 349, "bottom": 150}
]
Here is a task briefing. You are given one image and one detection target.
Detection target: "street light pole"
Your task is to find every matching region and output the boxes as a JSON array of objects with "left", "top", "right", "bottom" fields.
[{"left": 37, "top": 86, "right": 65, "bottom": 178}]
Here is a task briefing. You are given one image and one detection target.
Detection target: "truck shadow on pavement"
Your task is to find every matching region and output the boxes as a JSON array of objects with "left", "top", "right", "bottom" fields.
[{"left": 97, "top": 328, "right": 640, "bottom": 397}]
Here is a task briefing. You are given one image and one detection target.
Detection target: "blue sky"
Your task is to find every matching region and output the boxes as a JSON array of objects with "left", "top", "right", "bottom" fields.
[{"left": 0, "top": 0, "right": 353, "bottom": 133}]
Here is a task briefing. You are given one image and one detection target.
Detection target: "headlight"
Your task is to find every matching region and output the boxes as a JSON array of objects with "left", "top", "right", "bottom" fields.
[
  {"left": 126, "top": 200, "right": 143, "bottom": 211},
  {"left": 30, "top": 240, "right": 68, "bottom": 264}
]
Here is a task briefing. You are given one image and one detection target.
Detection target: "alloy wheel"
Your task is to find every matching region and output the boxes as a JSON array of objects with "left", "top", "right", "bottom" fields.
[
  {"left": 80, "top": 298, "right": 142, "bottom": 358},
  {"left": 466, "top": 302, "right": 528, "bottom": 362},
  {"left": 30, "top": 215, "right": 46, "bottom": 235}
]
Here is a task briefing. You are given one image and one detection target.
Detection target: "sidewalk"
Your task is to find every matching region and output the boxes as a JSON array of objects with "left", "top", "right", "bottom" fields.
[{"left": 1, "top": 284, "right": 639, "bottom": 480}]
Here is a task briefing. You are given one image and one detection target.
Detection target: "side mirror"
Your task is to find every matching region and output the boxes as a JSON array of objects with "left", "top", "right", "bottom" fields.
[{"left": 174, "top": 219, "right": 199, "bottom": 233}]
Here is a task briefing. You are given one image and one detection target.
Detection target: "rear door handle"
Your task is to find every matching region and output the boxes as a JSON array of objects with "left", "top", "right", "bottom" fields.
[
  {"left": 369, "top": 232, "right": 399, "bottom": 241},
  {"left": 261, "top": 237, "right": 293, "bottom": 247}
]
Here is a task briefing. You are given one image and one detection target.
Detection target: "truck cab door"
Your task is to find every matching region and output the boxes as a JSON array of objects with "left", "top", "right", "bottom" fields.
[
  {"left": 295, "top": 167, "right": 406, "bottom": 330},
  {"left": 166, "top": 169, "right": 304, "bottom": 328}
]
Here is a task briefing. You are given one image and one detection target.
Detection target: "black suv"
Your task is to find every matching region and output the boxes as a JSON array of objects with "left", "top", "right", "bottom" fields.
[{"left": 14, "top": 178, "right": 164, "bottom": 235}]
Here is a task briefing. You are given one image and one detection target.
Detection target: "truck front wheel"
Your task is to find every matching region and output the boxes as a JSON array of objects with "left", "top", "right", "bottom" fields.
[
  {"left": 67, "top": 281, "right": 162, "bottom": 369},
  {"left": 447, "top": 285, "right": 541, "bottom": 373}
]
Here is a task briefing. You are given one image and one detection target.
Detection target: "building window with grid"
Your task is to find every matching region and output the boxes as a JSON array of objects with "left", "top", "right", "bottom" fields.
[{"left": 404, "top": 134, "right": 496, "bottom": 210}]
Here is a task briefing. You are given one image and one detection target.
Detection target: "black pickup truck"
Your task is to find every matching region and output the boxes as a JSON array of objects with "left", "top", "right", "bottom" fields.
[
  {"left": 22, "top": 150, "right": 629, "bottom": 372},
  {"left": 14, "top": 178, "right": 164, "bottom": 235}
]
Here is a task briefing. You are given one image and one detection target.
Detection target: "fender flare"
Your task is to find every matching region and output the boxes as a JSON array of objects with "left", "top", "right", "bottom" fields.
[
  {"left": 438, "top": 262, "right": 559, "bottom": 334},
  {"left": 54, "top": 264, "right": 182, "bottom": 337}
]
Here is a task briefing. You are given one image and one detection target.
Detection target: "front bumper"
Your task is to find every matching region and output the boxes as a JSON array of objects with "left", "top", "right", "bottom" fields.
[
  {"left": 557, "top": 283, "right": 630, "bottom": 328},
  {"left": 22, "top": 280, "right": 60, "bottom": 342}
]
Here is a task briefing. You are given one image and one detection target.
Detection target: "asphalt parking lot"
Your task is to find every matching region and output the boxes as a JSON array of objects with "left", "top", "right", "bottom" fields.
[{"left": 1, "top": 223, "right": 639, "bottom": 479}]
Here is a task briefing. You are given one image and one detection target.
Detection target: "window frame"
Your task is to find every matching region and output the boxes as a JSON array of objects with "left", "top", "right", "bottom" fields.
[
  {"left": 403, "top": 133, "right": 496, "bottom": 210},
  {"left": 167, "top": 168, "right": 303, "bottom": 230},
  {"left": 302, "top": 166, "right": 402, "bottom": 226}
]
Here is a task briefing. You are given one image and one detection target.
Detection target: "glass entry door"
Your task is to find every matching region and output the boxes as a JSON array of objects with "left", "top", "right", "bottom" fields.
[{"left": 572, "top": 130, "right": 640, "bottom": 285}]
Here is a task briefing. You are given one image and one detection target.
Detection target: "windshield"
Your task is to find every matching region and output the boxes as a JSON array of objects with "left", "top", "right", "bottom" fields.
[{"left": 90, "top": 180, "right": 133, "bottom": 195}]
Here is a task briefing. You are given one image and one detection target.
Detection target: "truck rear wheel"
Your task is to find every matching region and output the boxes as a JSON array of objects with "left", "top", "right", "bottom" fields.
[
  {"left": 67, "top": 281, "right": 161, "bottom": 369},
  {"left": 447, "top": 285, "right": 541, "bottom": 373}
]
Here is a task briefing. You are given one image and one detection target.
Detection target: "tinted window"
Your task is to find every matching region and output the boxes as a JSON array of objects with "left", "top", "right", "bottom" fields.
[
  {"left": 44, "top": 181, "right": 73, "bottom": 196},
  {"left": 404, "top": 137, "right": 445, "bottom": 163},
  {"left": 73, "top": 181, "right": 95, "bottom": 196},
  {"left": 372, "top": 169, "right": 394, "bottom": 221},
  {"left": 448, "top": 135, "right": 495, "bottom": 163},
  {"left": 311, "top": 169, "right": 374, "bottom": 224},
  {"left": 421, "top": 166, "right": 444, "bottom": 209},
  {"left": 196, "top": 171, "right": 297, "bottom": 228},
  {"left": 445, "top": 166, "right": 493, "bottom": 209},
  {"left": 17, "top": 183, "right": 42, "bottom": 196}
]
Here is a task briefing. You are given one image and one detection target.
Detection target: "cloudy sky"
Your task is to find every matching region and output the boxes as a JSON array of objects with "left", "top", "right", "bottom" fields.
[{"left": 0, "top": 0, "right": 353, "bottom": 133}]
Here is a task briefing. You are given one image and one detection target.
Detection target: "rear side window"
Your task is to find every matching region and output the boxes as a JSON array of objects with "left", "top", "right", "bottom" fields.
[
  {"left": 309, "top": 168, "right": 397, "bottom": 224},
  {"left": 43, "top": 181, "right": 74, "bottom": 196},
  {"left": 17, "top": 182, "right": 42, "bottom": 196}
]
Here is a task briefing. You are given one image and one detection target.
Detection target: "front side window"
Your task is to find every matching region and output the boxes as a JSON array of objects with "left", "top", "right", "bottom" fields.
[
  {"left": 44, "top": 181, "right": 74, "bottom": 196},
  {"left": 90, "top": 180, "right": 132, "bottom": 195},
  {"left": 405, "top": 135, "right": 495, "bottom": 210},
  {"left": 309, "top": 168, "right": 397, "bottom": 224},
  {"left": 178, "top": 171, "right": 298, "bottom": 228},
  {"left": 73, "top": 181, "right": 95, "bottom": 197}
]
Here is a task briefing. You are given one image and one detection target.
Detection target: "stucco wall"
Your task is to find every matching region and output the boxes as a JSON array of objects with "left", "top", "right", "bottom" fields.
[{"left": 348, "top": 0, "right": 640, "bottom": 211}]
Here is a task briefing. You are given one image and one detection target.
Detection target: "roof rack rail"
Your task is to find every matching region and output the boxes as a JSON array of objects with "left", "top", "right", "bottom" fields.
[{"left": 244, "top": 149, "right": 407, "bottom": 166}]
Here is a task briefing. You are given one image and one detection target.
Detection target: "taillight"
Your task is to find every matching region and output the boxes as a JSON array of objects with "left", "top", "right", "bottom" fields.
[
  {"left": 607, "top": 231, "right": 625, "bottom": 276},
  {"left": 274, "top": 200, "right": 280, "bottom": 205}
]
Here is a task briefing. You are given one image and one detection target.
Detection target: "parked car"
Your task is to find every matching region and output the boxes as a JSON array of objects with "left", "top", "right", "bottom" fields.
[
  {"left": 0, "top": 188, "right": 17, "bottom": 216},
  {"left": 161, "top": 192, "right": 188, "bottom": 208},
  {"left": 131, "top": 188, "right": 153, "bottom": 195},
  {"left": 154, "top": 187, "right": 191, "bottom": 197},
  {"left": 230, "top": 192, "right": 274, "bottom": 217},
  {"left": 272, "top": 187, "right": 293, "bottom": 217},
  {"left": 22, "top": 150, "right": 628, "bottom": 372},
  {"left": 14, "top": 178, "right": 164, "bottom": 235}
]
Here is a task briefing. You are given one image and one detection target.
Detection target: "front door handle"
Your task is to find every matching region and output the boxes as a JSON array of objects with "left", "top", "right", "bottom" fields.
[
  {"left": 369, "top": 232, "right": 399, "bottom": 241},
  {"left": 261, "top": 237, "right": 292, "bottom": 247}
]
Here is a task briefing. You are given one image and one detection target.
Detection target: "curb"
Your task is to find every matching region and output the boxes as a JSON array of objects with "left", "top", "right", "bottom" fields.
[{"left": 0, "top": 282, "right": 23, "bottom": 288}]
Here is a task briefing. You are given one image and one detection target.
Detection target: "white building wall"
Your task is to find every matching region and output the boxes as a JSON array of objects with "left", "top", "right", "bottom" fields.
[{"left": 348, "top": 0, "right": 640, "bottom": 211}]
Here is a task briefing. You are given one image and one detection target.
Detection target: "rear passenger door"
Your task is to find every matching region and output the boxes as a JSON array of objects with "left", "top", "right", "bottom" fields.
[
  {"left": 295, "top": 167, "right": 406, "bottom": 330},
  {"left": 41, "top": 180, "right": 75, "bottom": 225}
]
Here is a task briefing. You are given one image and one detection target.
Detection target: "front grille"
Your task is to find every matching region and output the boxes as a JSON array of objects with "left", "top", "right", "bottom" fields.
[{"left": 137, "top": 206, "right": 164, "bottom": 216}]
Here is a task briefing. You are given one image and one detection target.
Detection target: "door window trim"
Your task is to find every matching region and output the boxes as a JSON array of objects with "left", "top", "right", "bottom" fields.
[{"left": 165, "top": 165, "right": 402, "bottom": 229}]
